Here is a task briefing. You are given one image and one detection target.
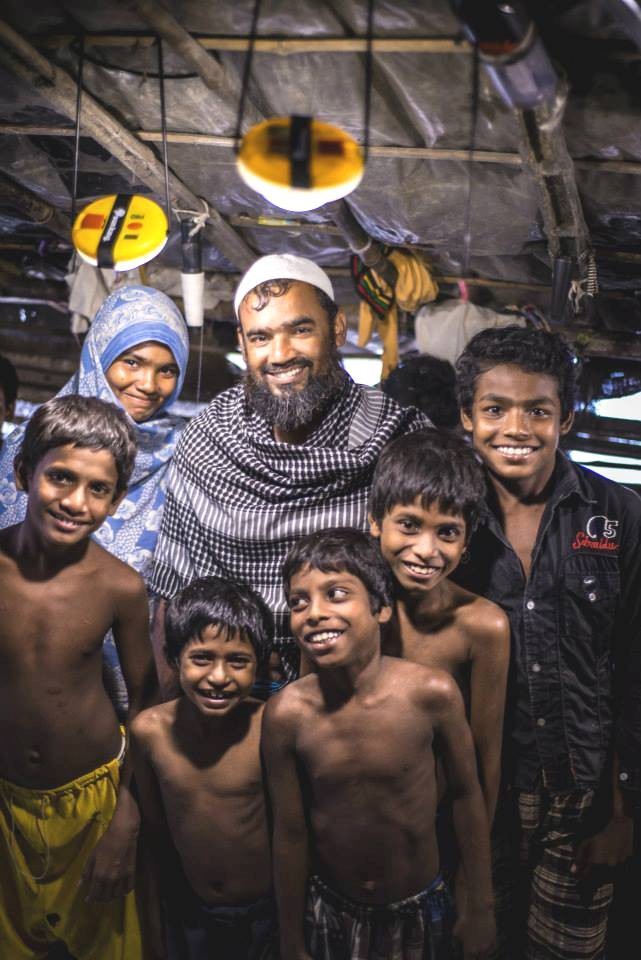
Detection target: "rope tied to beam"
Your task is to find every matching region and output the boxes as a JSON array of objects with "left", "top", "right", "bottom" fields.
[{"left": 174, "top": 197, "right": 210, "bottom": 236}]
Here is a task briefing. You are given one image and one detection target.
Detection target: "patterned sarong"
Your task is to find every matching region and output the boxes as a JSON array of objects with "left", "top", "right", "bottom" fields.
[{"left": 306, "top": 873, "right": 455, "bottom": 960}]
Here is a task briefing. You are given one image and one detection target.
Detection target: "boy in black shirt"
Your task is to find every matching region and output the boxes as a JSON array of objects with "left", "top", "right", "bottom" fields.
[{"left": 454, "top": 326, "right": 640, "bottom": 959}]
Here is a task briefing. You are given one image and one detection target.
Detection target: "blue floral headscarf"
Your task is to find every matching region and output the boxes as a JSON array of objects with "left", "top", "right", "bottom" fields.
[{"left": 0, "top": 285, "right": 189, "bottom": 582}]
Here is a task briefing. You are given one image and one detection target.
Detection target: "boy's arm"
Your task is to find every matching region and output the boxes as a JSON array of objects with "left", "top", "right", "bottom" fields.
[
  {"left": 82, "top": 572, "right": 158, "bottom": 902},
  {"left": 261, "top": 693, "right": 313, "bottom": 960},
  {"left": 130, "top": 714, "right": 177, "bottom": 960},
  {"left": 432, "top": 674, "right": 495, "bottom": 960},
  {"left": 468, "top": 605, "right": 510, "bottom": 825},
  {"left": 574, "top": 499, "right": 641, "bottom": 875},
  {"left": 574, "top": 502, "right": 641, "bottom": 877}
]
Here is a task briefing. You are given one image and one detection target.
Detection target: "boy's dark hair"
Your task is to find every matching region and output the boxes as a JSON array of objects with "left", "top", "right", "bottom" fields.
[
  {"left": 282, "top": 528, "right": 393, "bottom": 614},
  {"left": 18, "top": 395, "right": 136, "bottom": 496},
  {"left": 0, "top": 354, "right": 19, "bottom": 409},
  {"left": 368, "top": 429, "right": 485, "bottom": 536},
  {"left": 455, "top": 325, "right": 578, "bottom": 420},
  {"left": 241, "top": 279, "right": 339, "bottom": 326},
  {"left": 165, "top": 576, "right": 272, "bottom": 667},
  {"left": 382, "top": 355, "right": 459, "bottom": 429}
]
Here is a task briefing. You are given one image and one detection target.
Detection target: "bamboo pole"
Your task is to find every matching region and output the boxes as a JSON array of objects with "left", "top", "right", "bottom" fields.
[
  {"left": 5, "top": 123, "right": 641, "bottom": 176},
  {"left": 38, "top": 34, "right": 472, "bottom": 54},
  {"left": 0, "top": 18, "right": 255, "bottom": 269}
]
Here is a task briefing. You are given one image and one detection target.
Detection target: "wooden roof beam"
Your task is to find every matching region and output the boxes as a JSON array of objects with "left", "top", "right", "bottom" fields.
[{"left": 0, "top": 170, "right": 71, "bottom": 240}]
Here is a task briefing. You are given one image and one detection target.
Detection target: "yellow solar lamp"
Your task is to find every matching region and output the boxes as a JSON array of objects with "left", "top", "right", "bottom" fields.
[
  {"left": 72, "top": 194, "right": 168, "bottom": 271},
  {"left": 237, "top": 115, "right": 365, "bottom": 212}
]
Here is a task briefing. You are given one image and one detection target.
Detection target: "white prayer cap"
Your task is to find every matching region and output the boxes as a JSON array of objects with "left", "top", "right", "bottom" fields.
[{"left": 234, "top": 253, "right": 334, "bottom": 319}]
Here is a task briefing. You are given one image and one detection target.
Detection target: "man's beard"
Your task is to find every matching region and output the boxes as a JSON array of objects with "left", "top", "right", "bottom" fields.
[{"left": 244, "top": 356, "right": 346, "bottom": 431}]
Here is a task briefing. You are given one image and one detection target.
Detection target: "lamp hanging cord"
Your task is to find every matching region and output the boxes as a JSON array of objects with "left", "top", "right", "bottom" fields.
[
  {"left": 461, "top": 42, "right": 480, "bottom": 279},
  {"left": 234, "top": 0, "right": 262, "bottom": 151},
  {"left": 71, "top": 32, "right": 85, "bottom": 227},
  {"left": 157, "top": 37, "right": 172, "bottom": 225},
  {"left": 363, "top": 0, "right": 375, "bottom": 162}
]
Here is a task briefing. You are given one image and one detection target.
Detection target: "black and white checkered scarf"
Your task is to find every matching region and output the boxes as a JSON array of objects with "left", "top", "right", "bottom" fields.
[{"left": 150, "top": 374, "right": 428, "bottom": 677}]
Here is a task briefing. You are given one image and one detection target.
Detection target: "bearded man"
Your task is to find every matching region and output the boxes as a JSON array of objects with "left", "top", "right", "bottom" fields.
[{"left": 150, "top": 254, "right": 428, "bottom": 681}]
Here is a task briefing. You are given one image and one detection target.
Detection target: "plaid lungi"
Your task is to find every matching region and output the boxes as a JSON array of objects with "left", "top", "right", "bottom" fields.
[
  {"left": 491, "top": 787, "right": 613, "bottom": 960},
  {"left": 306, "top": 873, "right": 455, "bottom": 960}
]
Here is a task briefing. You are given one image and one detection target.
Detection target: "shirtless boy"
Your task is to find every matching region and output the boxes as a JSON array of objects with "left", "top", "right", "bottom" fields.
[
  {"left": 0, "top": 395, "right": 155, "bottom": 960},
  {"left": 263, "top": 528, "right": 495, "bottom": 960},
  {"left": 369, "top": 429, "right": 509, "bottom": 826},
  {"left": 454, "top": 326, "right": 641, "bottom": 958},
  {"left": 130, "top": 576, "right": 278, "bottom": 960}
]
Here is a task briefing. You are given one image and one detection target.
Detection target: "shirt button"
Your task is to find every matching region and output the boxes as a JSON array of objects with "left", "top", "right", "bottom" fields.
[
  {"left": 588, "top": 592, "right": 597, "bottom": 602},
  {"left": 526, "top": 600, "right": 535, "bottom": 611},
  {"left": 531, "top": 662, "right": 541, "bottom": 673},
  {"left": 536, "top": 717, "right": 546, "bottom": 727},
  {"left": 583, "top": 575, "right": 596, "bottom": 587},
  {"left": 619, "top": 772, "right": 629, "bottom": 782}
]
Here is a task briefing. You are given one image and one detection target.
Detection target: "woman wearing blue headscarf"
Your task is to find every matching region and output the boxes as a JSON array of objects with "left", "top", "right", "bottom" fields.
[{"left": 0, "top": 285, "right": 190, "bottom": 707}]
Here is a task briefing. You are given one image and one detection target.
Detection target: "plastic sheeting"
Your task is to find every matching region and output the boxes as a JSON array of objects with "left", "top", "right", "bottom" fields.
[{"left": 0, "top": 0, "right": 640, "bottom": 291}]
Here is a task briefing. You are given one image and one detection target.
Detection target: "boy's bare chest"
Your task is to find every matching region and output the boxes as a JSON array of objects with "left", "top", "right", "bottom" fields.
[
  {"left": 0, "top": 563, "right": 113, "bottom": 660},
  {"left": 155, "top": 734, "right": 264, "bottom": 808},
  {"left": 385, "top": 618, "right": 470, "bottom": 676},
  {"left": 299, "top": 700, "right": 432, "bottom": 786}
]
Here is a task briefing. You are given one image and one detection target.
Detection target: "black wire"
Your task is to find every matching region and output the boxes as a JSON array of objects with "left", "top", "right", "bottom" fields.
[
  {"left": 234, "top": 0, "right": 262, "bottom": 150},
  {"left": 363, "top": 0, "right": 375, "bottom": 161},
  {"left": 461, "top": 42, "right": 480, "bottom": 279},
  {"left": 157, "top": 37, "right": 172, "bottom": 225},
  {"left": 71, "top": 32, "right": 85, "bottom": 226}
]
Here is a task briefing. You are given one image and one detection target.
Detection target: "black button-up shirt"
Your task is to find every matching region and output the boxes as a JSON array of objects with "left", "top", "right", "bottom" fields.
[{"left": 453, "top": 454, "right": 641, "bottom": 796}]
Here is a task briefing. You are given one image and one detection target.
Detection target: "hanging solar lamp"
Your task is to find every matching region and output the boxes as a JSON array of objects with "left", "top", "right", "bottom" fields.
[
  {"left": 235, "top": 0, "right": 373, "bottom": 212},
  {"left": 70, "top": 35, "right": 170, "bottom": 270},
  {"left": 237, "top": 115, "right": 364, "bottom": 212}
]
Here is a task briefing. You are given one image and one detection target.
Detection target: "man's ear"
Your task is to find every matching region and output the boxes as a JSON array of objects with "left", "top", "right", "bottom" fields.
[
  {"left": 334, "top": 309, "right": 347, "bottom": 348},
  {"left": 377, "top": 604, "right": 393, "bottom": 625},
  {"left": 237, "top": 321, "right": 248, "bottom": 361},
  {"left": 369, "top": 514, "right": 381, "bottom": 538},
  {"left": 560, "top": 409, "right": 575, "bottom": 436},
  {"left": 107, "top": 489, "right": 127, "bottom": 516},
  {"left": 460, "top": 408, "right": 473, "bottom": 433},
  {"left": 13, "top": 455, "right": 28, "bottom": 492}
]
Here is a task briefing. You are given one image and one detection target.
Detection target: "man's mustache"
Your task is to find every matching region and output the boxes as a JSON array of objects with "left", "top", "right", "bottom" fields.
[{"left": 260, "top": 357, "right": 313, "bottom": 375}]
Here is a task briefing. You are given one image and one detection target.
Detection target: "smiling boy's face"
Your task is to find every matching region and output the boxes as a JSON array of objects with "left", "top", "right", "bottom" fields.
[
  {"left": 17, "top": 443, "right": 122, "bottom": 548},
  {"left": 370, "top": 497, "right": 467, "bottom": 595},
  {"left": 461, "top": 363, "right": 573, "bottom": 489},
  {"left": 288, "top": 565, "right": 391, "bottom": 670},
  {"left": 179, "top": 624, "right": 258, "bottom": 717}
]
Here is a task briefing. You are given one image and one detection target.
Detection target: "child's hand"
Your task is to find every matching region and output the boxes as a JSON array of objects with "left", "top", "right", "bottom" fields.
[
  {"left": 572, "top": 815, "right": 634, "bottom": 879},
  {"left": 81, "top": 804, "right": 140, "bottom": 902},
  {"left": 454, "top": 904, "right": 496, "bottom": 960}
]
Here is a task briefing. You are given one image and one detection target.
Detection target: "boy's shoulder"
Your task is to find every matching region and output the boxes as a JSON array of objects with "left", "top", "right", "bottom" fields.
[
  {"left": 381, "top": 655, "right": 461, "bottom": 709},
  {"left": 130, "top": 698, "right": 179, "bottom": 748},
  {"left": 89, "top": 539, "right": 147, "bottom": 599},
  {"left": 264, "top": 675, "right": 320, "bottom": 726},
  {"left": 447, "top": 583, "right": 510, "bottom": 648},
  {"left": 0, "top": 525, "right": 17, "bottom": 562}
]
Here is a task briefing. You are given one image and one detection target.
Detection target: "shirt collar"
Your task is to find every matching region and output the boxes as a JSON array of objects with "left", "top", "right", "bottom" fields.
[{"left": 477, "top": 450, "right": 595, "bottom": 531}]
